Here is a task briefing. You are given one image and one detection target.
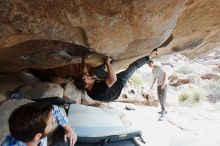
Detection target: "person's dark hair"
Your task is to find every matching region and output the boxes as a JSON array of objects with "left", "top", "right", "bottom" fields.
[
  {"left": 8, "top": 102, "right": 53, "bottom": 142},
  {"left": 74, "top": 74, "right": 86, "bottom": 90}
]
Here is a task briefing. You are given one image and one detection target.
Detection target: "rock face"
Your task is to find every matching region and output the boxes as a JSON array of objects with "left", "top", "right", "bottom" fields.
[
  {"left": 63, "top": 81, "right": 82, "bottom": 104},
  {"left": 18, "top": 82, "right": 64, "bottom": 99},
  {"left": 0, "top": 0, "right": 219, "bottom": 75}
]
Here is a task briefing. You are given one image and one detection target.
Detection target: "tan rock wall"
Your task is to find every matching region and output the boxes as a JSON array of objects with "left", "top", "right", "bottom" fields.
[{"left": 0, "top": 0, "right": 219, "bottom": 75}]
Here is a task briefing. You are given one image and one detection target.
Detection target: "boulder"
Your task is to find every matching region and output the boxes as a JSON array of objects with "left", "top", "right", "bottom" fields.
[
  {"left": 0, "top": 94, "right": 7, "bottom": 104},
  {"left": 63, "top": 81, "right": 82, "bottom": 104},
  {"left": 18, "top": 82, "right": 64, "bottom": 99},
  {"left": 51, "top": 76, "right": 73, "bottom": 85},
  {"left": 169, "top": 74, "right": 192, "bottom": 86},
  {"left": 0, "top": 0, "right": 219, "bottom": 76},
  {"left": 201, "top": 73, "right": 220, "bottom": 80},
  {"left": 81, "top": 92, "right": 102, "bottom": 106}
]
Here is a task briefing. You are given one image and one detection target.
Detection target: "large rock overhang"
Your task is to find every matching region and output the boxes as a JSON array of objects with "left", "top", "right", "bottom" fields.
[{"left": 0, "top": 0, "right": 219, "bottom": 74}]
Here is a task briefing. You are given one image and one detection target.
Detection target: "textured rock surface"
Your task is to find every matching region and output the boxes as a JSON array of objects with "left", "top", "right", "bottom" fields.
[
  {"left": 160, "top": 0, "right": 220, "bottom": 58},
  {"left": 63, "top": 81, "right": 82, "bottom": 103},
  {"left": 201, "top": 73, "right": 219, "bottom": 80},
  {"left": 0, "top": 94, "right": 7, "bottom": 103},
  {"left": 0, "top": 0, "right": 219, "bottom": 75},
  {"left": 18, "top": 82, "right": 64, "bottom": 99}
]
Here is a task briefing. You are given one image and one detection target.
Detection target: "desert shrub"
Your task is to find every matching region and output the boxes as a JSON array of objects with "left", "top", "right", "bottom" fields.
[
  {"left": 192, "top": 91, "right": 204, "bottom": 103},
  {"left": 206, "top": 80, "right": 220, "bottom": 100},
  {"left": 176, "top": 65, "right": 194, "bottom": 74},
  {"left": 179, "top": 90, "right": 205, "bottom": 104},
  {"left": 178, "top": 92, "right": 190, "bottom": 102},
  {"left": 130, "top": 74, "right": 143, "bottom": 85}
]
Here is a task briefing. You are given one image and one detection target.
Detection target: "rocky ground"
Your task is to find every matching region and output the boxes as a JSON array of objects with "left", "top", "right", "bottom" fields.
[
  {"left": 105, "top": 100, "right": 220, "bottom": 146},
  {"left": 0, "top": 52, "right": 220, "bottom": 145}
]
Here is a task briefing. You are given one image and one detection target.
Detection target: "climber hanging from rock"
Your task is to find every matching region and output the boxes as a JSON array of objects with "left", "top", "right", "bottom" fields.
[{"left": 74, "top": 48, "right": 158, "bottom": 101}]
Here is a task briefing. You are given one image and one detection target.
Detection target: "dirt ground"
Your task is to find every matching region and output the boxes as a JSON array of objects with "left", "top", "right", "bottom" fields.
[{"left": 105, "top": 101, "right": 220, "bottom": 146}]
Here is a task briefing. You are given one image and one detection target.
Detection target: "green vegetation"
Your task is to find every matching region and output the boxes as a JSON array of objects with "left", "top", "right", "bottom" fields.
[
  {"left": 206, "top": 80, "right": 220, "bottom": 100},
  {"left": 130, "top": 74, "right": 143, "bottom": 85},
  {"left": 178, "top": 92, "right": 190, "bottom": 102},
  {"left": 192, "top": 91, "right": 204, "bottom": 103},
  {"left": 179, "top": 90, "right": 204, "bottom": 104},
  {"left": 176, "top": 65, "right": 194, "bottom": 74}
]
